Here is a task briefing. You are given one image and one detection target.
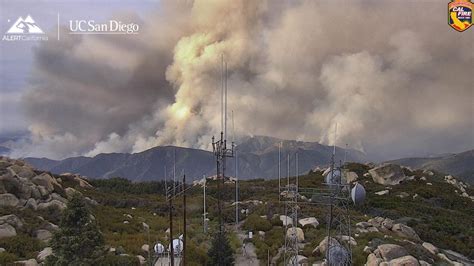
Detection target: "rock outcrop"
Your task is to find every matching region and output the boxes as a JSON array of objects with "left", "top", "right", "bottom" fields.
[{"left": 369, "top": 164, "right": 406, "bottom": 185}]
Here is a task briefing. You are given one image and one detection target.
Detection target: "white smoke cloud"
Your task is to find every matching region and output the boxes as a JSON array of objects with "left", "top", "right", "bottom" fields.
[{"left": 9, "top": 0, "right": 474, "bottom": 160}]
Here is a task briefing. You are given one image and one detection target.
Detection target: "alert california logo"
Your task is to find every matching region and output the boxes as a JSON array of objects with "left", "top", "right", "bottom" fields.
[{"left": 448, "top": 0, "right": 472, "bottom": 32}]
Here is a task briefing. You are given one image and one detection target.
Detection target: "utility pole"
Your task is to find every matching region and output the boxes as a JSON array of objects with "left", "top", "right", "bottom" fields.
[
  {"left": 182, "top": 174, "right": 186, "bottom": 266},
  {"left": 203, "top": 175, "right": 207, "bottom": 233},
  {"left": 169, "top": 192, "right": 174, "bottom": 266},
  {"left": 278, "top": 142, "right": 281, "bottom": 202}
]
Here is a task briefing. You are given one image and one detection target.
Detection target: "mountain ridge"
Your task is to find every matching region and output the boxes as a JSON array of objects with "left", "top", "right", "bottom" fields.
[{"left": 24, "top": 136, "right": 367, "bottom": 181}]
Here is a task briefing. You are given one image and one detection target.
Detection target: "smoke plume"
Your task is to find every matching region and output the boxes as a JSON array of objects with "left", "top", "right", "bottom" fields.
[{"left": 10, "top": 0, "right": 474, "bottom": 160}]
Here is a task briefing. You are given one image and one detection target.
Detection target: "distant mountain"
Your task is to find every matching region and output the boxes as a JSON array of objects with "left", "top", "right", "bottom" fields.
[
  {"left": 24, "top": 136, "right": 367, "bottom": 182},
  {"left": 387, "top": 149, "right": 474, "bottom": 184}
]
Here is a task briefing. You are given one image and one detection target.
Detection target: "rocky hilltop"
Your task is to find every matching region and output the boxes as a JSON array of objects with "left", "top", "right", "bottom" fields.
[{"left": 0, "top": 156, "right": 95, "bottom": 265}]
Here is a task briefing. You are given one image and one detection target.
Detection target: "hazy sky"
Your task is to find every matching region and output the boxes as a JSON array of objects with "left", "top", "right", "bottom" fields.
[{"left": 1, "top": 0, "right": 473, "bottom": 160}]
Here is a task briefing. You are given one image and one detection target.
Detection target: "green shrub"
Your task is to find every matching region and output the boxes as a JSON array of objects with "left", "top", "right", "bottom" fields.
[
  {"left": 0, "top": 252, "right": 18, "bottom": 264},
  {"left": 95, "top": 254, "right": 140, "bottom": 266},
  {"left": 0, "top": 234, "right": 43, "bottom": 258},
  {"left": 242, "top": 214, "right": 272, "bottom": 232}
]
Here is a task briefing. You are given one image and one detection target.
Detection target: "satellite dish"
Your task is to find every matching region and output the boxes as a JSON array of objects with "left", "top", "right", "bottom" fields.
[
  {"left": 169, "top": 239, "right": 183, "bottom": 255},
  {"left": 325, "top": 168, "right": 342, "bottom": 187},
  {"left": 327, "top": 245, "right": 350, "bottom": 265},
  {"left": 351, "top": 183, "right": 366, "bottom": 205},
  {"left": 154, "top": 243, "right": 165, "bottom": 254}
]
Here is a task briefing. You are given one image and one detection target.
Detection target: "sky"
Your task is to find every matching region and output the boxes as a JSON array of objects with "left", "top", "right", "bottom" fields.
[{"left": 0, "top": 0, "right": 473, "bottom": 161}]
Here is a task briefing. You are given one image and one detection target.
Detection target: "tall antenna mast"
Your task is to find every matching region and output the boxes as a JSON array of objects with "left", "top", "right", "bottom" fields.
[
  {"left": 278, "top": 142, "right": 281, "bottom": 202},
  {"left": 164, "top": 165, "right": 167, "bottom": 198},
  {"left": 221, "top": 54, "right": 224, "bottom": 133},
  {"left": 203, "top": 175, "right": 207, "bottom": 233},
  {"left": 173, "top": 148, "right": 176, "bottom": 196},
  {"left": 287, "top": 153, "right": 290, "bottom": 188},
  {"left": 233, "top": 111, "right": 239, "bottom": 227},
  {"left": 296, "top": 152, "right": 299, "bottom": 190},
  {"left": 225, "top": 61, "right": 228, "bottom": 140}
]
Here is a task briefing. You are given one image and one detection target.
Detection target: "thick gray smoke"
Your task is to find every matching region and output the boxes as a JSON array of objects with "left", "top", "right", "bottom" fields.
[{"left": 10, "top": 0, "right": 474, "bottom": 160}]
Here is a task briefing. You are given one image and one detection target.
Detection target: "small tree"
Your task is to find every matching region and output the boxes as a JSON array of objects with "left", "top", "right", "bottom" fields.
[
  {"left": 207, "top": 232, "right": 234, "bottom": 266},
  {"left": 46, "top": 194, "right": 104, "bottom": 265}
]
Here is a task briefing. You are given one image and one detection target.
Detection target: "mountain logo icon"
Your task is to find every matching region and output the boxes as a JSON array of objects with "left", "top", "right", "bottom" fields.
[{"left": 6, "top": 15, "right": 44, "bottom": 34}]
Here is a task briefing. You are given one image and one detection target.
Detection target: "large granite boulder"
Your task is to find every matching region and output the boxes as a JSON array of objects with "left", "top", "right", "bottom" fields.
[
  {"left": 32, "top": 173, "right": 61, "bottom": 193},
  {"left": 313, "top": 236, "right": 340, "bottom": 255},
  {"left": 374, "top": 244, "right": 408, "bottom": 261},
  {"left": 0, "top": 223, "right": 17, "bottom": 238},
  {"left": 369, "top": 164, "right": 406, "bottom": 185},
  {"left": 37, "top": 247, "right": 53, "bottom": 262},
  {"left": 388, "top": 255, "right": 420, "bottom": 265},
  {"left": 0, "top": 214, "right": 23, "bottom": 228},
  {"left": 0, "top": 193, "right": 19, "bottom": 207},
  {"left": 298, "top": 217, "right": 319, "bottom": 228},
  {"left": 286, "top": 227, "right": 304, "bottom": 242},
  {"left": 280, "top": 215, "right": 293, "bottom": 226},
  {"left": 37, "top": 199, "right": 67, "bottom": 211},
  {"left": 35, "top": 229, "right": 53, "bottom": 242},
  {"left": 392, "top": 223, "right": 420, "bottom": 241}
]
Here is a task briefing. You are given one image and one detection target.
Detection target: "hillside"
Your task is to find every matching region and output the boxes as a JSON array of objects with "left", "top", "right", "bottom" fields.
[
  {"left": 1, "top": 156, "right": 473, "bottom": 265},
  {"left": 388, "top": 150, "right": 474, "bottom": 185},
  {"left": 24, "top": 136, "right": 368, "bottom": 181}
]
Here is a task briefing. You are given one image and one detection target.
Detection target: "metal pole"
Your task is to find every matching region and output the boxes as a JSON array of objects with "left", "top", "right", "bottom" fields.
[
  {"left": 203, "top": 175, "right": 206, "bottom": 233},
  {"left": 169, "top": 195, "right": 174, "bottom": 266},
  {"left": 147, "top": 229, "right": 151, "bottom": 266},
  {"left": 296, "top": 153, "right": 299, "bottom": 190},
  {"left": 182, "top": 174, "right": 186, "bottom": 266},
  {"left": 235, "top": 148, "right": 239, "bottom": 227},
  {"left": 173, "top": 149, "right": 176, "bottom": 196},
  {"left": 278, "top": 142, "right": 281, "bottom": 202}
]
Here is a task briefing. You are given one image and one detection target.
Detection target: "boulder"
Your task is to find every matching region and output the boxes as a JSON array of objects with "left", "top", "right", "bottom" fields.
[
  {"left": 286, "top": 227, "right": 304, "bottom": 242},
  {"left": 0, "top": 193, "right": 19, "bottom": 207},
  {"left": 37, "top": 247, "right": 53, "bottom": 262},
  {"left": 64, "top": 187, "right": 81, "bottom": 199},
  {"left": 367, "top": 253, "right": 383, "bottom": 266},
  {"left": 15, "top": 167, "right": 36, "bottom": 179},
  {"left": 289, "top": 255, "right": 308, "bottom": 264},
  {"left": 422, "top": 242, "right": 438, "bottom": 255},
  {"left": 0, "top": 223, "right": 16, "bottom": 238},
  {"left": 14, "top": 259, "right": 38, "bottom": 266},
  {"left": 141, "top": 244, "right": 149, "bottom": 252},
  {"left": 25, "top": 198, "right": 38, "bottom": 210},
  {"left": 32, "top": 173, "right": 61, "bottom": 192},
  {"left": 280, "top": 215, "right": 293, "bottom": 226},
  {"left": 375, "top": 244, "right": 408, "bottom": 261},
  {"left": 369, "top": 164, "right": 406, "bottom": 185},
  {"left": 35, "top": 229, "right": 52, "bottom": 242},
  {"left": 37, "top": 199, "right": 67, "bottom": 211},
  {"left": 398, "top": 192, "right": 410, "bottom": 198},
  {"left": 74, "top": 176, "right": 93, "bottom": 188},
  {"left": 375, "top": 190, "right": 389, "bottom": 196},
  {"left": 37, "top": 185, "right": 50, "bottom": 197},
  {"left": 337, "top": 235, "right": 357, "bottom": 246},
  {"left": 137, "top": 255, "right": 146, "bottom": 265},
  {"left": 0, "top": 247, "right": 5, "bottom": 253},
  {"left": 356, "top": 221, "right": 372, "bottom": 228},
  {"left": 298, "top": 217, "right": 319, "bottom": 228},
  {"left": 419, "top": 260, "right": 431, "bottom": 266},
  {"left": 392, "top": 223, "right": 420, "bottom": 241},
  {"left": 50, "top": 193, "right": 68, "bottom": 204},
  {"left": 0, "top": 214, "right": 23, "bottom": 228},
  {"left": 313, "top": 237, "right": 339, "bottom": 255},
  {"left": 346, "top": 172, "right": 359, "bottom": 183},
  {"left": 382, "top": 218, "right": 394, "bottom": 230},
  {"left": 388, "top": 255, "right": 420, "bottom": 265}
]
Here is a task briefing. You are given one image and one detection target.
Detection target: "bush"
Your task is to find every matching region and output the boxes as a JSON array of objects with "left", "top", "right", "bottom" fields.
[
  {"left": 0, "top": 234, "right": 43, "bottom": 258},
  {"left": 95, "top": 254, "right": 140, "bottom": 266},
  {"left": 242, "top": 214, "right": 272, "bottom": 232},
  {"left": 47, "top": 195, "right": 105, "bottom": 265},
  {"left": 0, "top": 252, "right": 18, "bottom": 264}
]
